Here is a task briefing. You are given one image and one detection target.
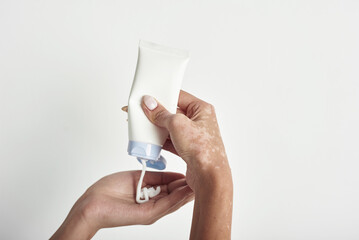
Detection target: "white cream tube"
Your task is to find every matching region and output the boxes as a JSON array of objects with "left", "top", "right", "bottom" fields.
[{"left": 127, "top": 40, "right": 190, "bottom": 169}]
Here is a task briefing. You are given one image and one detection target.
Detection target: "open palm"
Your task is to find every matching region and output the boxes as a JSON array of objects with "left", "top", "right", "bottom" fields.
[{"left": 79, "top": 170, "right": 194, "bottom": 229}]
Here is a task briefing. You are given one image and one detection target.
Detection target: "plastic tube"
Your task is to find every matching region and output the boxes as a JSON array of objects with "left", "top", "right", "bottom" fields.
[{"left": 127, "top": 40, "right": 190, "bottom": 169}]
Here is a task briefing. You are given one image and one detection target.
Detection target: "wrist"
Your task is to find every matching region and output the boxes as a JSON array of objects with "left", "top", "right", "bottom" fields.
[
  {"left": 194, "top": 162, "right": 233, "bottom": 197},
  {"left": 193, "top": 154, "right": 232, "bottom": 181},
  {"left": 51, "top": 200, "right": 98, "bottom": 240},
  {"left": 191, "top": 162, "right": 233, "bottom": 240}
]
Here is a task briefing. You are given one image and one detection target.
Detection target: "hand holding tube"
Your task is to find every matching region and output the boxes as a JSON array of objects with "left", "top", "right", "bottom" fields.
[{"left": 141, "top": 90, "right": 233, "bottom": 240}]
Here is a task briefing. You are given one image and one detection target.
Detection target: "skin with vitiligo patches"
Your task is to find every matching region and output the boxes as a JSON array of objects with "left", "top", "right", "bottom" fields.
[
  {"left": 122, "top": 101, "right": 230, "bottom": 191},
  {"left": 134, "top": 93, "right": 234, "bottom": 239},
  {"left": 165, "top": 102, "right": 229, "bottom": 190}
]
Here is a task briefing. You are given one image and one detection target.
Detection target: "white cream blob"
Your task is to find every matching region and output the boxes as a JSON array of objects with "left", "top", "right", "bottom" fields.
[{"left": 136, "top": 159, "right": 161, "bottom": 204}]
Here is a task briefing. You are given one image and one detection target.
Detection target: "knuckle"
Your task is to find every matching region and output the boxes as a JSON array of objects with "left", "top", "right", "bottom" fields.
[
  {"left": 153, "top": 109, "right": 167, "bottom": 123},
  {"left": 168, "top": 114, "right": 186, "bottom": 129},
  {"left": 202, "top": 102, "right": 215, "bottom": 115}
]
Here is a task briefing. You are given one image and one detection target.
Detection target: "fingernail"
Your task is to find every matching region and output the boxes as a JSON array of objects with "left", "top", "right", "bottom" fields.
[{"left": 143, "top": 95, "right": 158, "bottom": 110}]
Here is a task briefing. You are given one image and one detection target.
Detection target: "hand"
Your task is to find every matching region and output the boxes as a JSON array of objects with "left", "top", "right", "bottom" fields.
[
  {"left": 141, "top": 90, "right": 231, "bottom": 191},
  {"left": 140, "top": 90, "right": 233, "bottom": 240},
  {"left": 51, "top": 171, "right": 193, "bottom": 240}
]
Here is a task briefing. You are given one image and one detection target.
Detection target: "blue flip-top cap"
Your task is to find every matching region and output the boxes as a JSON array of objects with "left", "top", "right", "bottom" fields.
[
  {"left": 136, "top": 156, "right": 166, "bottom": 170},
  {"left": 128, "top": 140, "right": 167, "bottom": 170}
]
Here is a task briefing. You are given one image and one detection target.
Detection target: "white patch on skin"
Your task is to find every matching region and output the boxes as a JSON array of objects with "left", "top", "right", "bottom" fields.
[
  {"left": 203, "top": 104, "right": 214, "bottom": 115},
  {"left": 186, "top": 119, "right": 227, "bottom": 167},
  {"left": 168, "top": 106, "right": 229, "bottom": 176}
]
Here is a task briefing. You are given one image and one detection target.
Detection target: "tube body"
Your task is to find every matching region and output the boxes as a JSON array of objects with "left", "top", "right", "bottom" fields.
[{"left": 127, "top": 40, "right": 190, "bottom": 161}]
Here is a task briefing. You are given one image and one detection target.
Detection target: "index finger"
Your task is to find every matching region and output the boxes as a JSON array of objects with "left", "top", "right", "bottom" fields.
[
  {"left": 143, "top": 171, "right": 185, "bottom": 185},
  {"left": 177, "top": 90, "right": 202, "bottom": 112}
]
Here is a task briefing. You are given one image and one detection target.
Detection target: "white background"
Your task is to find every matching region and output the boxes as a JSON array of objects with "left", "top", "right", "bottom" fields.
[{"left": 1, "top": 0, "right": 359, "bottom": 239}]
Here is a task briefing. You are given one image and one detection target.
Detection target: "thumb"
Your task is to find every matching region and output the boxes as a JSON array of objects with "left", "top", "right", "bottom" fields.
[{"left": 141, "top": 95, "right": 173, "bottom": 129}]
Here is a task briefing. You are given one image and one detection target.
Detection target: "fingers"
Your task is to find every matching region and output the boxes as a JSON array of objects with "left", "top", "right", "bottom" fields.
[
  {"left": 141, "top": 95, "right": 174, "bottom": 129},
  {"left": 151, "top": 185, "right": 194, "bottom": 217},
  {"left": 143, "top": 171, "right": 185, "bottom": 186},
  {"left": 167, "top": 178, "right": 188, "bottom": 193},
  {"left": 121, "top": 105, "right": 184, "bottom": 115},
  {"left": 121, "top": 106, "right": 128, "bottom": 112},
  {"left": 177, "top": 90, "right": 201, "bottom": 112},
  {"left": 162, "top": 138, "right": 178, "bottom": 156},
  {"left": 123, "top": 90, "right": 200, "bottom": 116},
  {"left": 163, "top": 188, "right": 195, "bottom": 216}
]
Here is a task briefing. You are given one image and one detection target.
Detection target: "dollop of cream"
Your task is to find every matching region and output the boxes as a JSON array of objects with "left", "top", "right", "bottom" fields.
[{"left": 136, "top": 159, "right": 161, "bottom": 204}]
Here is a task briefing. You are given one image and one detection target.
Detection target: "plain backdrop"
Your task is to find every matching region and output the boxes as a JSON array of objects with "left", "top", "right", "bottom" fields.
[{"left": 1, "top": 0, "right": 359, "bottom": 239}]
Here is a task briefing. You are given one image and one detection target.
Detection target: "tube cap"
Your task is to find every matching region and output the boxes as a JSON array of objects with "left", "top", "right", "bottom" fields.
[
  {"left": 128, "top": 140, "right": 167, "bottom": 170},
  {"left": 137, "top": 156, "right": 167, "bottom": 170}
]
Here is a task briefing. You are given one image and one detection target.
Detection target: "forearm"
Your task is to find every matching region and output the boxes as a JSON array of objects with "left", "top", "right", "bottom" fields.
[
  {"left": 190, "top": 163, "right": 233, "bottom": 240},
  {"left": 190, "top": 196, "right": 200, "bottom": 239}
]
